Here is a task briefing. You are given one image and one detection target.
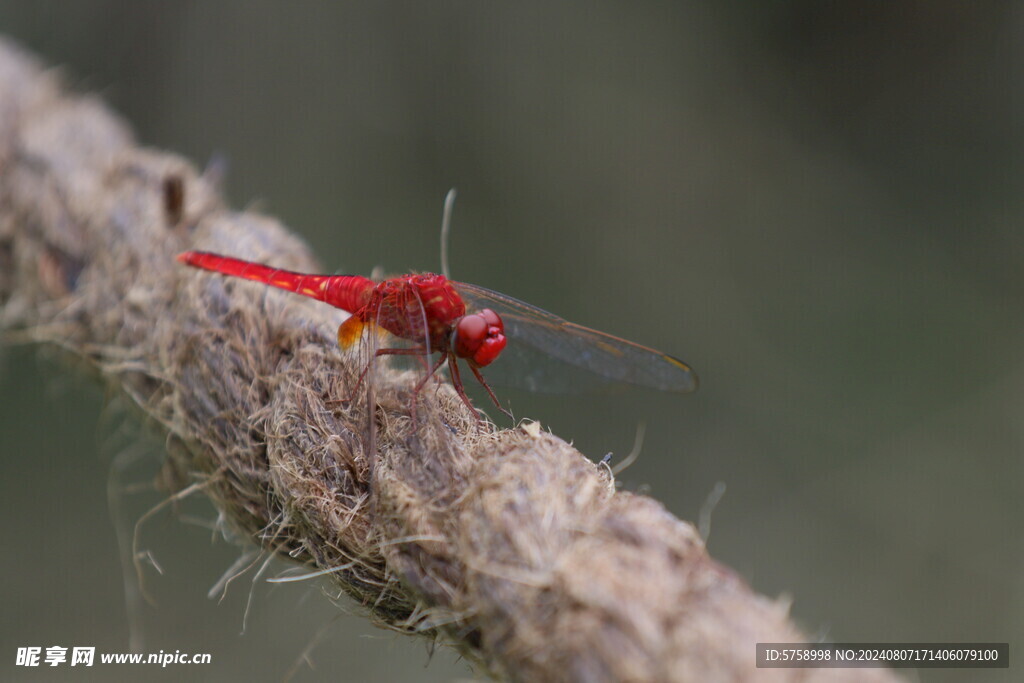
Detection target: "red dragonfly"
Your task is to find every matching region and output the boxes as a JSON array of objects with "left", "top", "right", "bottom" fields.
[{"left": 177, "top": 251, "right": 697, "bottom": 418}]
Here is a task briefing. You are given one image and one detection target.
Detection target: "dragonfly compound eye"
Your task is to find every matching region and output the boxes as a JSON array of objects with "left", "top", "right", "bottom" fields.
[{"left": 454, "top": 309, "right": 507, "bottom": 366}]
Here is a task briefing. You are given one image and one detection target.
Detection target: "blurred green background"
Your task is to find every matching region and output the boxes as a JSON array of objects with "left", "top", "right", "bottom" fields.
[{"left": 1, "top": 2, "right": 1020, "bottom": 681}]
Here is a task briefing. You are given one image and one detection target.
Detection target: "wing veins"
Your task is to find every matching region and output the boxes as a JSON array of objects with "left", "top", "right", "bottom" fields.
[{"left": 454, "top": 282, "right": 696, "bottom": 392}]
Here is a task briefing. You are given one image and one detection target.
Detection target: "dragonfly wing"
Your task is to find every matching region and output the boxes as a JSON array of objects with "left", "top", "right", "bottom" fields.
[
  {"left": 338, "top": 315, "right": 366, "bottom": 350},
  {"left": 366, "top": 280, "right": 439, "bottom": 391},
  {"left": 453, "top": 282, "right": 697, "bottom": 393},
  {"left": 466, "top": 333, "right": 620, "bottom": 393}
]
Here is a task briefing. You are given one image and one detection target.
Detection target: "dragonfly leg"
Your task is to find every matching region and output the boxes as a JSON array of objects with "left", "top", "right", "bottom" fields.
[
  {"left": 468, "top": 363, "right": 513, "bottom": 419},
  {"left": 446, "top": 353, "right": 484, "bottom": 421},
  {"left": 331, "top": 347, "right": 430, "bottom": 406},
  {"left": 408, "top": 353, "right": 449, "bottom": 423}
]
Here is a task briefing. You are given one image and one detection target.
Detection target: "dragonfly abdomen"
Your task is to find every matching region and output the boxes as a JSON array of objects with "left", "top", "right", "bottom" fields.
[
  {"left": 321, "top": 275, "right": 374, "bottom": 313},
  {"left": 177, "top": 251, "right": 373, "bottom": 313}
]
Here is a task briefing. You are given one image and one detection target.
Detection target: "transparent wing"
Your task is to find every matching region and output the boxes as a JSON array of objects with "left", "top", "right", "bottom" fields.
[
  {"left": 341, "top": 283, "right": 433, "bottom": 389},
  {"left": 371, "top": 281, "right": 443, "bottom": 392},
  {"left": 452, "top": 281, "right": 697, "bottom": 393}
]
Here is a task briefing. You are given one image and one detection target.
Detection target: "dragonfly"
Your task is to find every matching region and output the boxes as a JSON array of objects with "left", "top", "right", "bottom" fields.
[{"left": 176, "top": 251, "right": 697, "bottom": 419}]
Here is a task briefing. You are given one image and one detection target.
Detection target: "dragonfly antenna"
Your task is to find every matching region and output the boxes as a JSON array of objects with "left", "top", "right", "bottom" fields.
[
  {"left": 612, "top": 421, "right": 647, "bottom": 475},
  {"left": 440, "top": 188, "right": 457, "bottom": 279},
  {"left": 698, "top": 481, "right": 727, "bottom": 542}
]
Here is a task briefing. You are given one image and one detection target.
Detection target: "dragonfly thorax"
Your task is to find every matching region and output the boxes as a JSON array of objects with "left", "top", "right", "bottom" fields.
[{"left": 370, "top": 273, "right": 469, "bottom": 352}]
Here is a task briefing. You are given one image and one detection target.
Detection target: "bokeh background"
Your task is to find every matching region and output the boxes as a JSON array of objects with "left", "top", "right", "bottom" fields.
[{"left": 1, "top": 3, "right": 1021, "bottom": 681}]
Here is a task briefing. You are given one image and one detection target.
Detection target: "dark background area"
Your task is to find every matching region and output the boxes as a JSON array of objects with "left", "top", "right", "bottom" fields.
[{"left": 1, "top": 3, "right": 1020, "bottom": 681}]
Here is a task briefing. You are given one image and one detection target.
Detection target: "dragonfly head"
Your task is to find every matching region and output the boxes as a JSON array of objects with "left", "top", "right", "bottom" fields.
[{"left": 453, "top": 308, "right": 506, "bottom": 367}]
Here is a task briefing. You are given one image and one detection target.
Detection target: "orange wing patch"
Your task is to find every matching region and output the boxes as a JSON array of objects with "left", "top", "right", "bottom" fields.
[{"left": 337, "top": 316, "right": 365, "bottom": 349}]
